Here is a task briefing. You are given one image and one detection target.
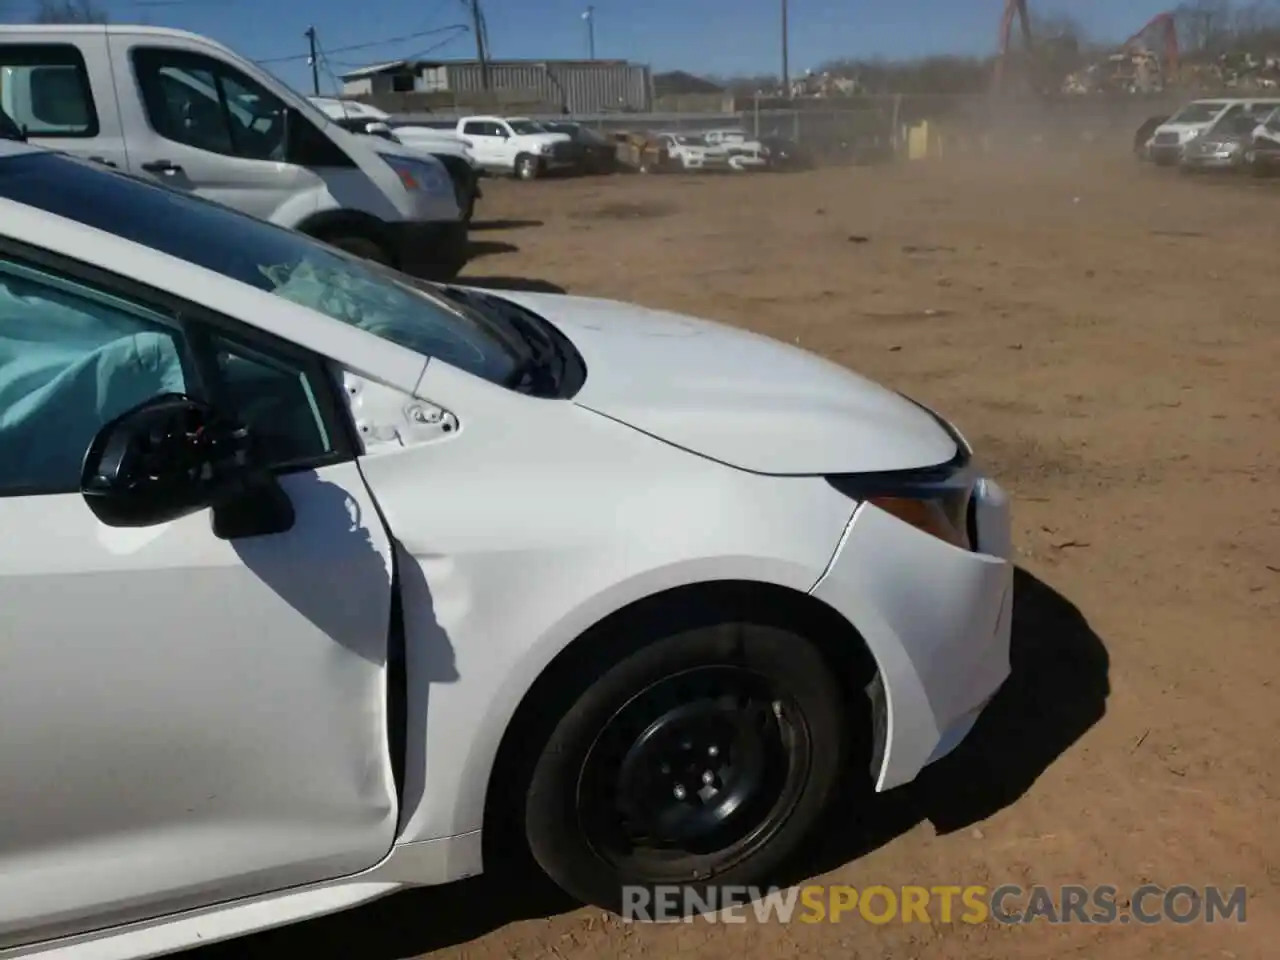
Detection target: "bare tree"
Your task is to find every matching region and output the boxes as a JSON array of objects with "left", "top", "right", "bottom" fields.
[
  {"left": 1173, "top": 0, "right": 1233, "bottom": 54},
  {"left": 31, "top": 0, "right": 108, "bottom": 24}
]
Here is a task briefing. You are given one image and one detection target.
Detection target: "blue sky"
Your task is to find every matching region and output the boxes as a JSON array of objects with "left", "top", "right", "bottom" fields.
[{"left": 94, "top": 0, "right": 1176, "bottom": 94}]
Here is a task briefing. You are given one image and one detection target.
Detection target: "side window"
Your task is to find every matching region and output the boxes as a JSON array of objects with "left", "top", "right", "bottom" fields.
[
  {"left": 208, "top": 334, "right": 333, "bottom": 466},
  {"left": 461, "top": 120, "right": 488, "bottom": 136},
  {"left": 132, "top": 48, "right": 288, "bottom": 162},
  {"left": 0, "top": 256, "right": 342, "bottom": 497},
  {"left": 493, "top": 122, "right": 512, "bottom": 137},
  {"left": 0, "top": 259, "right": 189, "bottom": 495},
  {"left": 0, "top": 44, "right": 98, "bottom": 138}
]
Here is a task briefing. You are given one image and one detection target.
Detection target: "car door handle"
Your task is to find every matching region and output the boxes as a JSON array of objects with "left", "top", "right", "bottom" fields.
[
  {"left": 88, "top": 155, "right": 118, "bottom": 168},
  {"left": 140, "top": 160, "right": 183, "bottom": 174}
]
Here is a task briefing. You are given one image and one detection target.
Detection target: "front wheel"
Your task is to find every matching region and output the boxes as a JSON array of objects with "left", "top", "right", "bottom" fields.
[
  {"left": 514, "top": 154, "right": 540, "bottom": 181},
  {"left": 523, "top": 618, "right": 848, "bottom": 914},
  {"left": 323, "top": 234, "right": 391, "bottom": 265}
]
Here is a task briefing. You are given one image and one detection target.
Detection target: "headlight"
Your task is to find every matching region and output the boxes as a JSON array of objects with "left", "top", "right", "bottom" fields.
[
  {"left": 535, "top": 142, "right": 552, "bottom": 154},
  {"left": 378, "top": 153, "right": 451, "bottom": 197},
  {"left": 826, "top": 392, "right": 977, "bottom": 550},
  {"left": 827, "top": 460, "right": 974, "bottom": 551}
]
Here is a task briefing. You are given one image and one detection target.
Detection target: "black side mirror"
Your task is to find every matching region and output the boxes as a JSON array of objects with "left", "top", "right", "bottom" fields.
[{"left": 80, "top": 394, "right": 294, "bottom": 540}]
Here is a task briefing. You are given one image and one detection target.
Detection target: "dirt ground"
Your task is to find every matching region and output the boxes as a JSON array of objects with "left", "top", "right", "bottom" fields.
[{"left": 194, "top": 151, "right": 1278, "bottom": 959}]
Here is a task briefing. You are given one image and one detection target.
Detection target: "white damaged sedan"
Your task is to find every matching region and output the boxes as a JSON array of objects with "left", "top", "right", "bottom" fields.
[{"left": 0, "top": 141, "right": 1012, "bottom": 958}]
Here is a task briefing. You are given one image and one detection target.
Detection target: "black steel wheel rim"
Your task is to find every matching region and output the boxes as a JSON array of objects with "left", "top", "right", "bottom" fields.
[{"left": 575, "top": 664, "right": 812, "bottom": 875}]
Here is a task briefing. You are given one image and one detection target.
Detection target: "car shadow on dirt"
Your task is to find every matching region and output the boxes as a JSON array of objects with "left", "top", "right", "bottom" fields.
[
  {"left": 181, "top": 567, "right": 1107, "bottom": 960},
  {"left": 468, "top": 219, "right": 544, "bottom": 231},
  {"left": 788, "top": 565, "right": 1110, "bottom": 877},
  {"left": 465, "top": 239, "right": 520, "bottom": 261}
]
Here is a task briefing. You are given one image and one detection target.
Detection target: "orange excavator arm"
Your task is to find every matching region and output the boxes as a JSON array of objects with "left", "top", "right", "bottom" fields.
[{"left": 1124, "top": 11, "right": 1180, "bottom": 75}]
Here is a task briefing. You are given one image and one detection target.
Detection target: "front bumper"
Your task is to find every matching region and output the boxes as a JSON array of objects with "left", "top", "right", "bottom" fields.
[
  {"left": 680, "top": 154, "right": 730, "bottom": 170},
  {"left": 1148, "top": 142, "right": 1184, "bottom": 165},
  {"left": 388, "top": 219, "right": 468, "bottom": 281},
  {"left": 812, "top": 476, "right": 1013, "bottom": 791},
  {"left": 1181, "top": 149, "right": 1243, "bottom": 170}
]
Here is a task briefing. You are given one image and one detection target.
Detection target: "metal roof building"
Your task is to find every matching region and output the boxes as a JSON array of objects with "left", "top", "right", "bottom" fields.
[{"left": 339, "top": 58, "right": 652, "bottom": 113}]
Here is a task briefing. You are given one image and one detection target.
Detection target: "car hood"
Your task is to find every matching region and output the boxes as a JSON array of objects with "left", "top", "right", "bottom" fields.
[
  {"left": 491, "top": 291, "right": 957, "bottom": 474},
  {"left": 1155, "top": 122, "right": 1212, "bottom": 140},
  {"left": 1253, "top": 125, "right": 1280, "bottom": 146},
  {"left": 521, "top": 133, "right": 572, "bottom": 145},
  {"left": 1192, "top": 133, "right": 1247, "bottom": 148},
  {"left": 392, "top": 125, "right": 465, "bottom": 144}
]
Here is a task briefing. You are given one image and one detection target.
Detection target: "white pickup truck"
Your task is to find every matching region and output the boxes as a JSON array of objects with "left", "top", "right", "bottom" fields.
[
  {"left": 310, "top": 97, "right": 482, "bottom": 221},
  {"left": 655, "top": 132, "right": 729, "bottom": 171},
  {"left": 455, "top": 115, "right": 578, "bottom": 180}
]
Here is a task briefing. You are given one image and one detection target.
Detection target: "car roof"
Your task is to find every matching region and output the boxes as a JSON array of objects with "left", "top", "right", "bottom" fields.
[{"left": 0, "top": 154, "right": 427, "bottom": 392}]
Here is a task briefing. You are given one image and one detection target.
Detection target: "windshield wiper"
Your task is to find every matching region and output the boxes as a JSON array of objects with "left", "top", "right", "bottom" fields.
[{"left": 439, "top": 286, "right": 563, "bottom": 394}]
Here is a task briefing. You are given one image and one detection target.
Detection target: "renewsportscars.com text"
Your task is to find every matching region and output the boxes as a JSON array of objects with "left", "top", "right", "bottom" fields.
[{"left": 621, "top": 883, "right": 1249, "bottom": 925}]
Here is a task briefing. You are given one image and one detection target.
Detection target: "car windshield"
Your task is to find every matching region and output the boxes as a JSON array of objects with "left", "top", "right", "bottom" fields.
[
  {"left": 0, "top": 151, "right": 525, "bottom": 386},
  {"left": 507, "top": 119, "right": 545, "bottom": 135},
  {"left": 1169, "top": 102, "right": 1228, "bottom": 124},
  {"left": 1216, "top": 114, "right": 1260, "bottom": 135}
]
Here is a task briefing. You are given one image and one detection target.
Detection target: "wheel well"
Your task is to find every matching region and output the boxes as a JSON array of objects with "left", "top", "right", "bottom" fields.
[
  {"left": 479, "top": 579, "right": 877, "bottom": 871},
  {"left": 295, "top": 210, "right": 396, "bottom": 265},
  {"left": 434, "top": 153, "right": 472, "bottom": 186}
]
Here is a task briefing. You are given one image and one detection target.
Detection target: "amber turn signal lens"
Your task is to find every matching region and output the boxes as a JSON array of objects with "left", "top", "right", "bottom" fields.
[{"left": 868, "top": 496, "right": 970, "bottom": 550}]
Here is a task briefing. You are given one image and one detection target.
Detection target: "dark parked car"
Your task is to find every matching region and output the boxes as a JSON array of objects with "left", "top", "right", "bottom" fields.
[
  {"left": 540, "top": 121, "right": 617, "bottom": 174},
  {"left": 759, "top": 135, "right": 813, "bottom": 171},
  {"left": 1180, "top": 111, "right": 1268, "bottom": 173}
]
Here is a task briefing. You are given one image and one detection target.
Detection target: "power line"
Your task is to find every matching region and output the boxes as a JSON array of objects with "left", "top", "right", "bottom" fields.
[
  {"left": 256, "top": 24, "right": 468, "bottom": 65},
  {"left": 326, "top": 34, "right": 471, "bottom": 70}
]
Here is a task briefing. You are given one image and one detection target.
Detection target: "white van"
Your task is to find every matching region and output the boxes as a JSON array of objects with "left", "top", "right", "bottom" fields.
[
  {"left": 1145, "top": 97, "right": 1280, "bottom": 165},
  {"left": 0, "top": 25, "right": 467, "bottom": 277}
]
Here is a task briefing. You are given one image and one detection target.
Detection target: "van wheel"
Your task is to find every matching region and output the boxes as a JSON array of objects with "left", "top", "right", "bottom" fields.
[
  {"left": 324, "top": 235, "right": 391, "bottom": 265},
  {"left": 522, "top": 616, "right": 847, "bottom": 914},
  {"left": 515, "top": 154, "right": 540, "bottom": 181}
]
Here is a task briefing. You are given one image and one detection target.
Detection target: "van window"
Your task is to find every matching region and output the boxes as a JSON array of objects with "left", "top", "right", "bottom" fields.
[
  {"left": 0, "top": 44, "right": 98, "bottom": 138},
  {"left": 132, "top": 48, "right": 289, "bottom": 162}
]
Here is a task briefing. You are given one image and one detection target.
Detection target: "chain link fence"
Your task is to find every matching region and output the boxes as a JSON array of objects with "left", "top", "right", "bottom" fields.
[{"left": 390, "top": 92, "right": 1191, "bottom": 164}]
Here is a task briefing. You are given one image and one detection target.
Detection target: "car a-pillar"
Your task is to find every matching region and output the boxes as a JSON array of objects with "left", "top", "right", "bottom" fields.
[{"left": 479, "top": 579, "right": 881, "bottom": 910}]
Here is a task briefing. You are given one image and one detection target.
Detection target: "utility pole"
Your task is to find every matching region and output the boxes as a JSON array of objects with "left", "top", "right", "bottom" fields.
[
  {"left": 304, "top": 25, "right": 319, "bottom": 95},
  {"left": 781, "top": 0, "right": 790, "bottom": 98},
  {"left": 468, "top": 0, "right": 490, "bottom": 90},
  {"left": 584, "top": 6, "right": 596, "bottom": 60}
]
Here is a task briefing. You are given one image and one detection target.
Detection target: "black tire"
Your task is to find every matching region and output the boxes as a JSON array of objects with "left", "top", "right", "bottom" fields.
[
  {"left": 324, "top": 234, "right": 391, "bottom": 265},
  {"left": 523, "top": 615, "right": 848, "bottom": 915},
  {"left": 514, "top": 153, "right": 539, "bottom": 181},
  {"left": 451, "top": 175, "right": 474, "bottom": 224}
]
